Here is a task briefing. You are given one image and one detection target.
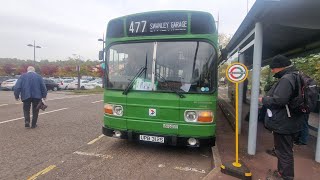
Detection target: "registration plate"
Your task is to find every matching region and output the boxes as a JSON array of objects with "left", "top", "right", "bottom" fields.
[{"left": 139, "top": 135, "right": 165, "bottom": 143}]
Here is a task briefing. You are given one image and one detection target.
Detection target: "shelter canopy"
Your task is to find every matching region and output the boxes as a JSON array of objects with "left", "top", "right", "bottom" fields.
[{"left": 222, "top": 0, "right": 320, "bottom": 67}]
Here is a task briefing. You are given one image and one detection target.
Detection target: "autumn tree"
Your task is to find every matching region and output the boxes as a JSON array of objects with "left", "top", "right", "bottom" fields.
[
  {"left": 3, "top": 64, "right": 16, "bottom": 75},
  {"left": 40, "top": 65, "right": 59, "bottom": 76},
  {"left": 218, "top": 33, "right": 232, "bottom": 49},
  {"left": 292, "top": 53, "right": 320, "bottom": 83}
]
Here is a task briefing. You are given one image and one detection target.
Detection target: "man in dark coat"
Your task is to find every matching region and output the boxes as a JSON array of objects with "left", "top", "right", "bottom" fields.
[
  {"left": 259, "top": 55, "right": 304, "bottom": 180},
  {"left": 14, "top": 66, "right": 47, "bottom": 128}
]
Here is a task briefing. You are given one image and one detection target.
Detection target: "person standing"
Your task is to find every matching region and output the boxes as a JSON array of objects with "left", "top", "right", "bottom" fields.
[
  {"left": 294, "top": 114, "right": 310, "bottom": 145},
  {"left": 242, "top": 78, "right": 248, "bottom": 103},
  {"left": 14, "top": 66, "right": 47, "bottom": 128},
  {"left": 259, "top": 55, "right": 304, "bottom": 180}
]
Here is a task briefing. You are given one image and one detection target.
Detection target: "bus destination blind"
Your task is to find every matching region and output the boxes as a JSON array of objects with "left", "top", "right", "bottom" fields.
[{"left": 126, "top": 13, "right": 188, "bottom": 36}]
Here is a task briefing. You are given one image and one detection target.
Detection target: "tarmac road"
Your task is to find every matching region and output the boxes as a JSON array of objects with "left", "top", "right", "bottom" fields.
[{"left": 0, "top": 91, "right": 213, "bottom": 180}]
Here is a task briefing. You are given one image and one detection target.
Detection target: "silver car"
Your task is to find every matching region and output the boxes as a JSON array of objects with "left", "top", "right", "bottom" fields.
[{"left": 0, "top": 79, "right": 18, "bottom": 90}]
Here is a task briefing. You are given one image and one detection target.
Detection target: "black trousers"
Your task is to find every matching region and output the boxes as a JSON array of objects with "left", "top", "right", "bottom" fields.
[
  {"left": 273, "top": 132, "right": 298, "bottom": 180},
  {"left": 23, "top": 98, "right": 41, "bottom": 126}
]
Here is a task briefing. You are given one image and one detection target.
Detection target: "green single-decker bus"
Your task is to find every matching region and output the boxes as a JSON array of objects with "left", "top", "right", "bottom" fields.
[{"left": 102, "top": 10, "right": 218, "bottom": 147}]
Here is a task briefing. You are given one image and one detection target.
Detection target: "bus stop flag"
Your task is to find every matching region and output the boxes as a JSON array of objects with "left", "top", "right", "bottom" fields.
[{"left": 221, "top": 62, "right": 251, "bottom": 180}]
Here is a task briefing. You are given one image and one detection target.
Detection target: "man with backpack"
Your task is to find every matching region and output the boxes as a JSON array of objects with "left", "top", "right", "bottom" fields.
[{"left": 259, "top": 55, "right": 305, "bottom": 180}]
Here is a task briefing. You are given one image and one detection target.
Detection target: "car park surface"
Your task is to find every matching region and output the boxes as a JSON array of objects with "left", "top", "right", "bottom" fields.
[{"left": 0, "top": 91, "right": 214, "bottom": 180}]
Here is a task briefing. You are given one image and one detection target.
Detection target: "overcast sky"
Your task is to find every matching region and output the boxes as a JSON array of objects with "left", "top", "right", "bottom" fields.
[{"left": 0, "top": 0, "right": 254, "bottom": 61}]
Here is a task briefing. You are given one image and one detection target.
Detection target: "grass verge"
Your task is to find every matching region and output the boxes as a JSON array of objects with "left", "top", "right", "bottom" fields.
[{"left": 72, "top": 87, "right": 104, "bottom": 94}]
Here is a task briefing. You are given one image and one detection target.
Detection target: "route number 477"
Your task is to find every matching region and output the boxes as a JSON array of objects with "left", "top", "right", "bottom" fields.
[{"left": 129, "top": 21, "right": 147, "bottom": 33}]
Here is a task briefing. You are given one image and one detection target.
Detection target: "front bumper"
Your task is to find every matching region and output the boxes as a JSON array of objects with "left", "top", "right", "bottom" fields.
[{"left": 102, "top": 126, "right": 215, "bottom": 147}]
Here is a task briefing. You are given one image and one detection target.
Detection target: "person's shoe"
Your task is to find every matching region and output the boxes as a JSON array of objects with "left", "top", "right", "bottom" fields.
[
  {"left": 272, "top": 170, "right": 283, "bottom": 180},
  {"left": 294, "top": 141, "right": 307, "bottom": 146},
  {"left": 266, "top": 169, "right": 283, "bottom": 180},
  {"left": 266, "top": 148, "right": 276, "bottom": 157},
  {"left": 25, "top": 123, "right": 30, "bottom": 128},
  {"left": 31, "top": 124, "right": 37, "bottom": 128}
]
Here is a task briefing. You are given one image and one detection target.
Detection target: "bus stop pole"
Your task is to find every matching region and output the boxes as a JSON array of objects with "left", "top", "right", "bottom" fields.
[
  {"left": 248, "top": 22, "right": 263, "bottom": 155},
  {"left": 238, "top": 53, "right": 245, "bottom": 134},
  {"left": 316, "top": 98, "right": 320, "bottom": 162}
]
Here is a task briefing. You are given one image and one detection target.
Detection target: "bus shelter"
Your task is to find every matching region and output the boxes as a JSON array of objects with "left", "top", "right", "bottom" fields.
[{"left": 220, "top": 0, "right": 320, "bottom": 161}]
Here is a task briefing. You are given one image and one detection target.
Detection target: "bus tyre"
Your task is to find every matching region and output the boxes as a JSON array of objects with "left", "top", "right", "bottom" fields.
[{"left": 81, "top": 86, "right": 85, "bottom": 90}]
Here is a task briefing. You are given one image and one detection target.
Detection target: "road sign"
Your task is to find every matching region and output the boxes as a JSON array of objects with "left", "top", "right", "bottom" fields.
[{"left": 226, "top": 63, "right": 248, "bottom": 83}]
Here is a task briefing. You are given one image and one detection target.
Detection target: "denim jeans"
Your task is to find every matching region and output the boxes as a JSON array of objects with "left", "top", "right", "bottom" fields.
[{"left": 297, "top": 114, "right": 309, "bottom": 144}]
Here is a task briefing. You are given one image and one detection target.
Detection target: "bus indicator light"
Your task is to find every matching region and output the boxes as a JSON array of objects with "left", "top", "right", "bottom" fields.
[
  {"left": 198, "top": 111, "right": 213, "bottom": 123},
  {"left": 104, "top": 104, "right": 113, "bottom": 114}
]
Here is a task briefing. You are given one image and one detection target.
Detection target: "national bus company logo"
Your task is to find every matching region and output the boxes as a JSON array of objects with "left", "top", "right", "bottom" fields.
[{"left": 149, "top": 108, "right": 156, "bottom": 116}]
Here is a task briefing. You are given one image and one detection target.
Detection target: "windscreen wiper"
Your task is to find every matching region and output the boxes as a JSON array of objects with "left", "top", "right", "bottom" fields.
[
  {"left": 156, "top": 73, "right": 185, "bottom": 98},
  {"left": 123, "top": 53, "right": 149, "bottom": 95},
  {"left": 123, "top": 67, "right": 147, "bottom": 95}
]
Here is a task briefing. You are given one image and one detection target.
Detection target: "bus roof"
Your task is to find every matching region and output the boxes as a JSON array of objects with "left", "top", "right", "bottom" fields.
[{"left": 111, "top": 10, "right": 214, "bottom": 21}]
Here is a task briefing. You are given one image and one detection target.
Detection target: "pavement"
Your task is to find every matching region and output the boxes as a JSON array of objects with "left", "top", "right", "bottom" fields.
[{"left": 205, "top": 86, "right": 320, "bottom": 180}]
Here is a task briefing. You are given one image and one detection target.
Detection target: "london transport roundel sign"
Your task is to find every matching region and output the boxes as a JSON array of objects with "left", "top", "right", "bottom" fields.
[{"left": 225, "top": 63, "right": 248, "bottom": 83}]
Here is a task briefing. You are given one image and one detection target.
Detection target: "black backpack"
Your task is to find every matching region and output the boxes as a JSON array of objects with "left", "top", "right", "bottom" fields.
[{"left": 289, "top": 72, "right": 318, "bottom": 114}]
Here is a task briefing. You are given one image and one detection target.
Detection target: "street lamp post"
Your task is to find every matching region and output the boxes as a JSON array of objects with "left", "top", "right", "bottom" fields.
[
  {"left": 73, "top": 54, "right": 81, "bottom": 90},
  {"left": 27, "top": 40, "right": 41, "bottom": 65},
  {"left": 98, "top": 34, "right": 105, "bottom": 88}
]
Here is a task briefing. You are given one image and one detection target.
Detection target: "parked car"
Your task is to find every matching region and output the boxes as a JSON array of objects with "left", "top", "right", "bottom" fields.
[
  {"left": 67, "top": 80, "right": 94, "bottom": 90},
  {"left": 0, "top": 76, "right": 10, "bottom": 86},
  {"left": 43, "top": 78, "right": 60, "bottom": 91},
  {"left": 0, "top": 79, "right": 18, "bottom": 90},
  {"left": 59, "top": 79, "right": 74, "bottom": 90},
  {"left": 51, "top": 78, "right": 62, "bottom": 84},
  {"left": 88, "top": 80, "right": 103, "bottom": 88}
]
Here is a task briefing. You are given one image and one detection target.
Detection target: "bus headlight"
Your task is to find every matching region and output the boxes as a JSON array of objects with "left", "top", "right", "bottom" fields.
[
  {"left": 184, "top": 110, "right": 213, "bottom": 123},
  {"left": 104, "top": 104, "right": 123, "bottom": 116},
  {"left": 185, "top": 111, "right": 198, "bottom": 122},
  {"left": 113, "top": 105, "right": 123, "bottom": 116}
]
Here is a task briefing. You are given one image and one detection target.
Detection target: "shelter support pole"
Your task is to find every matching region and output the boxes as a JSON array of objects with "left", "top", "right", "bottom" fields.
[
  {"left": 248, "top": 22, "right": 263, "bottom": 155},
  {"left": 316, "top": 106, "right": 320, "bottom": 162},
  {"left": 237, "top": 53, "right": 245, "bottom": 134}
]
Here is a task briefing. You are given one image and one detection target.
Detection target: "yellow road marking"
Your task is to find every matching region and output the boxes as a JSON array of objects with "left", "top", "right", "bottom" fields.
[
  {"left": 87, "top": 134, "right": 104, "bottom": 145},
  {"left": 27, "top": 165, "right": 56, "bottom": 180}
]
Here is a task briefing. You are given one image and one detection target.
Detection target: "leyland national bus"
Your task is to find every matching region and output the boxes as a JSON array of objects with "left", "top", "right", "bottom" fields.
[{"left": 102, "top": 10, "right": 218, "bottom": 147}]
